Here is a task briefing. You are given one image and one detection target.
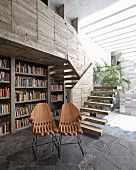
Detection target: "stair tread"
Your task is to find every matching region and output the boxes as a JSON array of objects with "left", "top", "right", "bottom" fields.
[
  {"left": 85, "top": 101, "right": 113, "bottom": 107},
  {"left": 64, "top": 77, "right": 79, "bottom": 81},
  {"left": 94, "top": 86, "right": 118, "bottom": 89},
  {"left": 81, "top": 113, "right": 108, "bottom": 125},
  {"left": 92, "top": 91, "right": 115, "bottom": 94},
  {"left": 81, "top": 123, "right": 103, "bottom": 135},
  {"left": 65, "top": 82, "right": 77, "bottom": 85},
  {"left": 88, "top": 96, "right": 114, "bottom": 100},
  {"left": 64, "top": 71, "right": 75, "bottom": 76},
  {"left": 80, "top": 107, "right": 110, "bottom": 115}
]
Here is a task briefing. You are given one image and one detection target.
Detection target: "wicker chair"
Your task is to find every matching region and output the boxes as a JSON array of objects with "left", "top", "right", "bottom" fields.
[
  {"left": 29, "top": 103, "right": 59, "bottom": 160},
  {"left": 58, "top": 103, "right": 84, "bottom": 157}
]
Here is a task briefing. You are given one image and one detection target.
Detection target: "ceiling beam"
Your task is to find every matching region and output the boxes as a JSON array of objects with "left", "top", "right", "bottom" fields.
[
  {"left": 95, "top": 30, "right": 136, "bottom": 43},
  {"left": 104, "top": 44, "right": 136, "bottom": 51},
  {"left": 101, "top": 38, "right": 136, "bottom": 48},
  {"left": 71, "top": 18, "right": 79, "bottom": 33},
  {"left": 56, "top": 4, "right": 65, "bottom": 19},
  {"left": 90, "top": 23, "right": 136, "bottom": 39},
  {"left": 97, "top": 33, "right": 136, "bottom": 45},
  {"left": 81, "top": 4, "right": 136, "bottom": 30},
  {"left": 86, "top": 15, "right": 136, "bottom": 34}
]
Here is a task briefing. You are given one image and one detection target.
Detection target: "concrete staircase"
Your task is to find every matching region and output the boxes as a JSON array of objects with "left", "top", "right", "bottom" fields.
[
  {"left": 80, "top": 86, "right": 118, "bottom": 136},
  {"left": 50, "top": 62, "right": 80, "bottom": 89}
]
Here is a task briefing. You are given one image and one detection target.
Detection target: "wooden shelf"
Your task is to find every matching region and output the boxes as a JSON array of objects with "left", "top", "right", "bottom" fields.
[
  {"left": 51, "top": 100, "right": 63, "bottom": 103},
  {"left": 0, "top": 132, "right": 10, "bottom": 137},
  {"left": 15, "top": 98, "right": 47, "bottom": 104},
  {"left": 0, "top": 113, "right": 10, "bottom": 117},
  {"left": 51, "top": 90, "right": 63, "bottom": 92},
  {"left": 15, "top": 114, "right": 30, "bottom": 119},
  {"left": 0, "top": 81, "right": 10, "bottom": 83},
  {"left": 15, "top": 125, "right": 32, "bottom": 131},
  {"left": 0, "top": 97, "right": 10, "bottom": 100},
  {"left": 15, "top": 86, "right": 47, "bottom": 89},
  {"left": 0, "top": 67, "right": 10, "bottom": 71},
  {"left": 15, "top": 72, "right": 47, "bottom": 77}
]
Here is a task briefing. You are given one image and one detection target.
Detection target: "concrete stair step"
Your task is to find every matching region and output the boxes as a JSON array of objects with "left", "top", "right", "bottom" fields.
[
  {"left": 94, "top": 86, "right": 119, "bottom": 90},
  {"left": 64, "top": 71, "right": 75, "bottom": 76},
  {"left": 80, "top": 107, "right": 110, "bottom": 115},
  {"left": 88, "top": 96, "right": 115, "bottom": 101},
  {"left": 84, "top": 101, "right": 113, "bottom": 108},
  {"left": 64, "top": 77, "right": 79, "bottom": 81},
  {"left": 92, "top": 91, "right": 115, "bottom": 95},
  {"left": 65, "top": 82, "right": 77, "bottom": 85},
  {"left": 81, "top": 113, "right": 108, "bottom": 125},
  {"left": 80, "top": 122, "right": 104, "bottom": 136}
]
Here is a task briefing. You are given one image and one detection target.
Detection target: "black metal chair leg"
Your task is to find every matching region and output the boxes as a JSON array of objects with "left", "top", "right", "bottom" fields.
[
  {"left": 32, "top": 135, "right": 38, "bottom": 160},
  {"left": 58, "top": 135, "right": 62, "bottom": 159},
  {"left": 77, "top": 134, "right": 84, "bottom": 156},
  {"left": 52, "top": 134, "right": 60, "bottom": 159},
  {"left": 51, "top": 134, "right": 55, "bottom": 153}
]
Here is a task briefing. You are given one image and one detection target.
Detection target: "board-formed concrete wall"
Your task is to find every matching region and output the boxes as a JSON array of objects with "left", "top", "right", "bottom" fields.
[
  {"left": 0, "top": 0, "right": 92, "bottom": 108},
  {"left": 0, "top": 0, "right": 91, "bottom": 76}
]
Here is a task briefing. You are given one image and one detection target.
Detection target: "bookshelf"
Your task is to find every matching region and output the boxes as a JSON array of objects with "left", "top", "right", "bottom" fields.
[
  {"left": 0, "top": 57, "right": 11, "bottom": 137},
  {"left": 14, "top": 60, "right": 48, "bottom": 130},
  {"left": 50, "top": 81, "right": 65, "bottom": 117},
  {"left": 0, "top": 57, "right": 66, "bottom": 136}
]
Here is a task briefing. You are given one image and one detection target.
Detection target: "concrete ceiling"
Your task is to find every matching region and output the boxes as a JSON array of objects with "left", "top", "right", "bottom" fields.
[{"left": 50, "top": 0, "right": 120, "bottom": 20}]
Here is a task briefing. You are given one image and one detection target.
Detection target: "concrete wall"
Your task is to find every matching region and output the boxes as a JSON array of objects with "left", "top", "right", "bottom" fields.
[
  {"left": 120, "top": 52, "right": 136, "bottom": 116},
  {"left": 0, "top": 0, "right": 90, "bottom": 76},
  {"left": 78, "top": 30, "right": 109, "bottom": 66},
  {"left": 68, "top": 65, "right": 93, "bottom": 108},
  {"left": 0, "top": 0, "right": 92, "bottom": 108}
]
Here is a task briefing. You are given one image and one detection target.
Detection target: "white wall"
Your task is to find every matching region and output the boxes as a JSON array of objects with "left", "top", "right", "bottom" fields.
[{"left": 78, "top": 26, "right": 110, "bottom": 66}]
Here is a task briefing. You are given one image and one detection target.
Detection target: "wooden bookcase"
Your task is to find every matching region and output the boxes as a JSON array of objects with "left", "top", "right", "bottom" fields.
[
  {"left": 14, "top": 60, "right": 48, "bottom": 130},
  {"left": 0, "top": 56, "right": 65, "bottom": 136},
  {"left": 0, "top": 57, "right": 11, "bottom": 136},
  {"left": 50, "top": 79, "right": 65, "bottom": 117}
]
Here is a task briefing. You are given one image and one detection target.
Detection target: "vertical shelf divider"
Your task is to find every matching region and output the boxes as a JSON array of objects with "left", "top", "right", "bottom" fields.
[
  {"left": 48, "top": 67, "right": 51, "bottom": 106},
  {"left": 11, "top": 57, "right": 15, "bottom": 132}
]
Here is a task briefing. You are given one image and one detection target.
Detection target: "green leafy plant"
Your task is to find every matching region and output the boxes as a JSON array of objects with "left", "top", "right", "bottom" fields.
[{"left": 93, "top": 61, "right": 131, "bottom": 92}]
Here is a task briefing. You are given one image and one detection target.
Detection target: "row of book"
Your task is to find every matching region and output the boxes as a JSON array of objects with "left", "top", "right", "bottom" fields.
[
  {"left": 0, "top": 104, "right": 10, "bottom": 115},
  {"left": 0, "top": 72, "right": 10, "bottom": 81},
  {"left": 51, "top": 94, "right": 63, "bottom": 102},
  {"left": 0, "top": 120, "right": 10, "bottom": 136},
  {"left": 15, "top": 76, "right": 47, "bottom": 88},
  {"left": 0, "top": 87, "right": 10, "bottom": 97},
  {"left": 0, "top": 58, "right": 10, "bottom": 68},
  {"left": 15, "top": 104, "right": 35, "bottom": 117},
  {"left": 15, "top": 118, "right": 29, "bottom": 129},
  {"left": 51, "top": 84, "right": 63, "bottom": 91},
  {"left": 15, "top": 91, "right": 46, "bottom": 102},
  {"left": 15, "top": 62, "right": 47, "bottom": 75}
]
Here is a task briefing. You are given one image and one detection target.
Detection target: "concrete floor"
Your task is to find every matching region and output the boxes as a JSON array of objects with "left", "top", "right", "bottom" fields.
[
  {"left": 104, "top": 111, "right": 136, "bottom": 141},
  {"left": 0, "top": 113, "right": 136, "bottom": 170},
  {"left": 105, "top": 110, "right": 136, "bottom": 131}
]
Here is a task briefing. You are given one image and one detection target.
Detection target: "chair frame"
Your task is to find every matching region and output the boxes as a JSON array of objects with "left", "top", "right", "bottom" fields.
[
  {"left": 59, "top": 133, "right": 84, "bottom": 157},
  {"left": 58, "top": 103, "right": 85, "bottom": 158},
  {"left": 30, "top": 103, "right": 60, "bottom": 160},
  {"left": 32, "top": 134, "right": 59, "bottom": 160}
]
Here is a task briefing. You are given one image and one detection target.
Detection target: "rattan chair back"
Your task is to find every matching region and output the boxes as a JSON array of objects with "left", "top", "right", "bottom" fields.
[
  {"left": 30, "top": 103, "right": 57, "bottom": 136},
  {"left": 58, "top": 103, "right": 83, "bottom": 136}
]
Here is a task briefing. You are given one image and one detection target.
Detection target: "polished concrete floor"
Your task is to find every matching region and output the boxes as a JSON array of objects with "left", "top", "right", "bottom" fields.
[{"left": 0, "top": 123, "right": 136, "bottom": 170}]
